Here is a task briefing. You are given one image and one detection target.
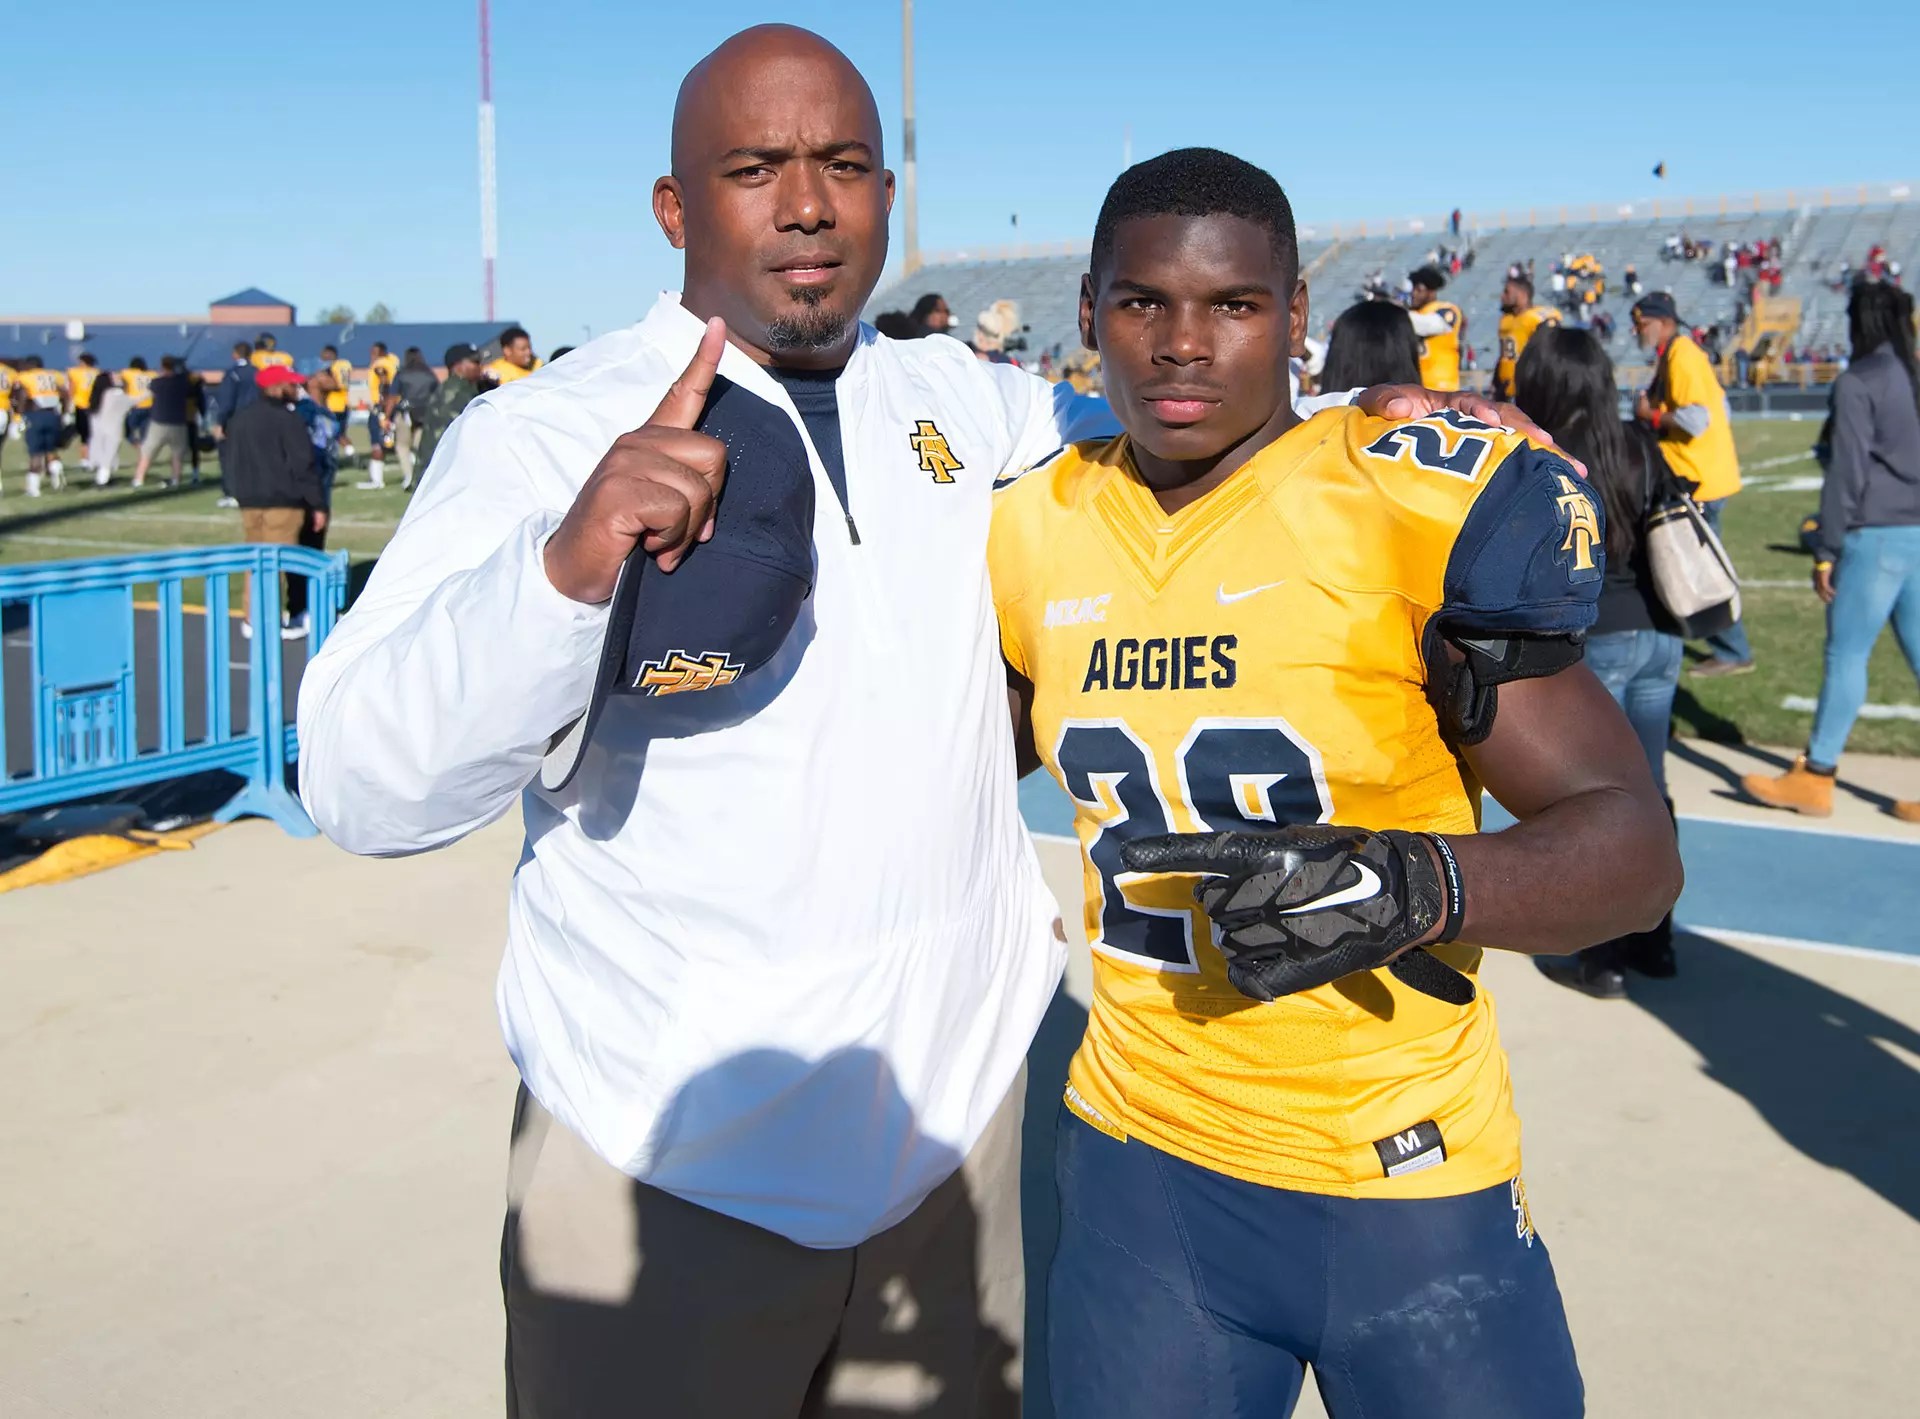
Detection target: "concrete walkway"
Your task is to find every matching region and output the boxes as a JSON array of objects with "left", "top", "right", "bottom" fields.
[{"left": 4, "top": 795, "right": 1917, "bottom": 1416}]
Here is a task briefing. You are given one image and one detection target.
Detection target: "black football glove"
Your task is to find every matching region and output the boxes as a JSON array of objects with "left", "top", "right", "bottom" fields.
[{"left": 1120, "top": 825, "right": 1475, "bottom": 1005}]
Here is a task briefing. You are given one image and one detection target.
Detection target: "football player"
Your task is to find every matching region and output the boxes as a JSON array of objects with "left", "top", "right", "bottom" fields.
[
  {"left": 1492, "top": 271, "right": 1561, "bottom": 401},
  {"left": 360, "top": 341, "right": 401, "bottom": 488},
  {"left": 484, "top": 324, "right": 543, "bottom": 385},
  {"left": 1407, "top": 263, "right": 1464, "bottom": 391},
  {"left": 991, "top": 148, "right": 1682, "bottom": 1418}
]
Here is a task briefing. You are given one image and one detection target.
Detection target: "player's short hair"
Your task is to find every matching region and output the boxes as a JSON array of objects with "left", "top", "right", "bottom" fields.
[
  {"left": 128, "top": 356, "right": 148, "bottom": 370},
  {"left": 1091, "top": 147, "right": 1298, "bottom": 282},
  {"left": 232, "top": 340, "right": 251, "bottom": 358},
  {"left": 1504, "top": 271, "right": 1534, "bottom": 298},
  {"left": 256, "top": 332, "right": 276, "bottom": 346},
  {"left": 320, "top": 344, "right": 337, "bottom": 357},
  {"left": 370, "top": 341, "right": 388, "bottom": 355},
  {"left": 79, "top": 353, "right": 98, "bottom": 367},
  {"left": 160, "top": 355, "right": 181, "bottom": 373},
  {"left": 500, "top": 325, "right": 531, "bottom": 346}
]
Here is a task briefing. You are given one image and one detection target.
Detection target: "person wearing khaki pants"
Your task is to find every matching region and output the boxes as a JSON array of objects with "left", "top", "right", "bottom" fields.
[{"left": 222, "top": 365, "right": 327, "bottom": 633}]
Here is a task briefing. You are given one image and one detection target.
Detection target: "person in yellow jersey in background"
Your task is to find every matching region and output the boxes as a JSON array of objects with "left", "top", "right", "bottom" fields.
[
  {"left": 68, "top": 354, "right": 100, "bottom": 465},
  {"left": 321, "top": 343, "right": 356, "bottom": 463},
  {"left": 14, "top": 357, "right": 72, "bottom": 496},
  {"left": 1631, "top": 290, "right": 1751, "bottom": 675},
  {"left": 359, "top": 340, "right": 401, "bottom": 488},
  {"left": 249, "top": 332, "right": 294, "bottom": 370},
  {"left": 1491, "top": 270, "right": 1560, "bottom": 400},
  {"left": 0, "top": 360, "right": 17, "bottom": 459},
  {"left": 483, "top": 324, "right": 541, "bottom": 385},
  {"left": 993, "top": 149, "right": 1681, "bottom": 1419},
  {"left": 120, "top": 356, "right": 155, "bottom": 446},
  {"left": 1407, "top": 263, "right": 1464, "bottom": 391}
]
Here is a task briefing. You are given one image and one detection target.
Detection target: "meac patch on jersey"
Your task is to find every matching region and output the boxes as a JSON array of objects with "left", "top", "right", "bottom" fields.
[{"left": 989, "top": 406, "right": 1601, "bottom": 1199}]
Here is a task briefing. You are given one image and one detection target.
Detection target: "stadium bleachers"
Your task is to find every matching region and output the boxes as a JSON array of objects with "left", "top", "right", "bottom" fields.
[{"left": 868, "top": 198, "right": 1917, "bottom": 380}]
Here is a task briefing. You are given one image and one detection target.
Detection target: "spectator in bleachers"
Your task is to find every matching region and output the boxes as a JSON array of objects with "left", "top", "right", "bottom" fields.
[
  {"left": 1631, "top": 291, "right": 1754, "bottom": 676},
  {"left": 1516, "top": 326, "right": 1683, "bottom": 994},
  {"left": 909, "top": 292, "right": 955, "bottom": 338},
  {"left": 1320, "top": 300, "right": 1421, "bottom": 391},
  {"left": 1624, "top": 262, "right": 1643, "bottom": 296},
  {"left": 1744, "top": 282, "right": 1920, "bottom": 820},
  {"left": 872, "top": 310, "right": 917, "bottom": 340}
]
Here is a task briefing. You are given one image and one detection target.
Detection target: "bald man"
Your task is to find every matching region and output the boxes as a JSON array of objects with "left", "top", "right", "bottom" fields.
[{"left": 299, "top": 24, "right": 1534, "bottom": 1418}]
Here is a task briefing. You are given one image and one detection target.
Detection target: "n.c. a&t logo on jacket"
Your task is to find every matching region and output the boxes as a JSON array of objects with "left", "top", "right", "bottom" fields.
[
  {"left": 910, "top": 419, "right": 964, "bottom": 484},
  {"left": 634, "top": 650, "right": 745, "bottom": 695}
]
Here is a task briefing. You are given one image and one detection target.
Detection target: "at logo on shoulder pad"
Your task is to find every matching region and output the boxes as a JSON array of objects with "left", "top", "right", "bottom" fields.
[{"left": 1552, "top": 473, "right": 1602, "bottom": 582}]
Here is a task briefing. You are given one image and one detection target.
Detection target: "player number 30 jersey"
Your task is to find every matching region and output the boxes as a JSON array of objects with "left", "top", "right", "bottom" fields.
[{"left": 990, "top": 407, "right": 1601, "bottom": 1199}]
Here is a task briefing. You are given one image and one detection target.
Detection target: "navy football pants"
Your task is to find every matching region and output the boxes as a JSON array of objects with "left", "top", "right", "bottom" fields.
[{"left": 1048, "top": 1114, "right": 1584, "bottom": 1418}]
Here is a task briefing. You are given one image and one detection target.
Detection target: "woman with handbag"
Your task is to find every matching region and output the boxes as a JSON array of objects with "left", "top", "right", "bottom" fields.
[
  {"left": 1742, "top": 281, "right": 1920, "bottom": 820},
  {"left": 1514, "top": 327, "right": 1684, "bottom": 996}
]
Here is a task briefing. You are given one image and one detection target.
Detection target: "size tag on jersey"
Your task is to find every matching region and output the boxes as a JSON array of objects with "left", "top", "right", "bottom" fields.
[{"left": 1372, "top": 1120, "right": 1447, "bottom": 1177}]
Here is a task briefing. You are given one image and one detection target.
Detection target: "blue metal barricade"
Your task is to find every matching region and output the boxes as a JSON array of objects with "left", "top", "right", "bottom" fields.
[{"left": 0, "top": 544, "right": 349, "bottom": 835}]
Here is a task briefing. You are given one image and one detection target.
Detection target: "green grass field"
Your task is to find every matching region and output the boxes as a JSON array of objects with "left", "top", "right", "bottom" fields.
[{"left": 5, "top": 416, "right": 1918, "bottom": 755}]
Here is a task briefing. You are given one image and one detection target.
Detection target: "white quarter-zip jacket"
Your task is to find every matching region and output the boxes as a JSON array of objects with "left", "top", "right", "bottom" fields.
[{"left": 297, "top": 294, "right": 1082, "bottom": 1247}]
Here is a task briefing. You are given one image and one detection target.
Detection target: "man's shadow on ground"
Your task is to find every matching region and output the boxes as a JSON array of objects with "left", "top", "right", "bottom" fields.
[{"left": 1630, "top": 931, "right": 1920, "bottom": 1225}]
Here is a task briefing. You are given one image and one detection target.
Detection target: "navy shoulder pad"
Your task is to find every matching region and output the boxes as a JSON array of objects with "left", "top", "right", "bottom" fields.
[{"left": 1437, "top": 442, "right": 1604, "bottom": 638}]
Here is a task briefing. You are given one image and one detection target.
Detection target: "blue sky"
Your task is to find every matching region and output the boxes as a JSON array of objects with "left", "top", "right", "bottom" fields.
[{"left": 11, "top": 1, "right": 1913, "bottom": 346}]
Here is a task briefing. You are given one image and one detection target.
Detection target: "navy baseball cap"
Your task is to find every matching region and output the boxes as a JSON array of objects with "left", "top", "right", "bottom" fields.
[
  {"left": 541, "top": 373, "right": 816, "bottom": 791},
  {"left": 1632, "top": 291, "right": 1682, "bottom": 323}
]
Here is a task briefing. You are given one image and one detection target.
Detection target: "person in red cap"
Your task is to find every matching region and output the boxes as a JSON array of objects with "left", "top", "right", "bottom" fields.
[{"left": 223, "top": 363, "right": 329, "bottom": 634}]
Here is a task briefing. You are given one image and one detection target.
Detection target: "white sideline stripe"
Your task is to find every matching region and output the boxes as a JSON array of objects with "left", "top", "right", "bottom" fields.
[
  {"left": 1744, "top": 451, "right": 1818, "bottom": 472},
  {"left": 1781, "top": 694, "right": 1920, "bottom": 722},
  {"left": 1667, "top": 807, "right": 1920, "bottom": 845},
  {"left": 1686, "top": 925, "right": 1920, "bottom": 969}
]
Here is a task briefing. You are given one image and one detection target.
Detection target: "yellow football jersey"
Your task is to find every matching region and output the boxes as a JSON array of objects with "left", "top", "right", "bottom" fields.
[
  {"left": 68, "top": 365, "right": 99, "bottom": 409},
  {"left": 20, "top": 368, "right": 69, "bottom": 406},
  {"left": 1495, "top": 305, "right": 1561, "bottom": 397},
  {"left": 1413, "top": 299, "right": 1463, "bottom": 391},
  {"left": 121, "top": 368, "right": 154, "bottom": 407},
  {"left": 368, "top": 353, "right": 400, "bottom": 403},
  {"left": 249, "top": 348, "right": 295, "bottom": 370},
  {"left": 991, "top": 406, "right": 1602, "bottom": 1199},
  {"left": 485, "top": 355, "right": 542, "bottom": 384},
  {"left": 327, "top": 358, "right": 353, "bottom": 413},
  {"left": 0, "top": 365, "right": 14, "bottom": 399}
]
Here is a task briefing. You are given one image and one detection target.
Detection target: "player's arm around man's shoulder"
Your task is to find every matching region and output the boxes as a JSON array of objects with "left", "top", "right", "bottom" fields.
[{"left": 298, "top": 321, "right": 728, "bottom": 856}]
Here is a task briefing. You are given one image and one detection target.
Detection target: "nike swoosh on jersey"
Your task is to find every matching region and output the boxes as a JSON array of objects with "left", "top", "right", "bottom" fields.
[
  {"left": 1280, "top": 863, "right": 1383, "bottom": 914},
  {"left": 1216, "top": 580, "right": 1287, "bottom": 605}
]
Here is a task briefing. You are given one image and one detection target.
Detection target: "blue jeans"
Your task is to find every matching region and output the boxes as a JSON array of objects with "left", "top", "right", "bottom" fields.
[
  {"left": 1048, "top": 1115, "right": 1583, "bottom": 1419},
  {"left": 1807, "top": 525, "right": 1920, "bottom": 767},
  {"left": 1585, "top": 628, "right": 1683, "bottom": 794},
  {"left": 1700, "top": 498, "right": 1753, "bottom": 663}
]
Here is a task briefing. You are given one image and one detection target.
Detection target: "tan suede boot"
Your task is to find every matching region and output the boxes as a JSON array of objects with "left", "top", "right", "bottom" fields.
[
  {"left": 1740, "top": 757, "right": 1835, "bottom": 818},
  {"left": 1892, "top": 800, "right": 1920, "bottom": 824}
]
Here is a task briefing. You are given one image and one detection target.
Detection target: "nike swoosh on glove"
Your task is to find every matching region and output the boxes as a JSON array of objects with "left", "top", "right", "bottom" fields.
[{"left": 1120, "top": 825, "right": 1476, "bottom": 1005}]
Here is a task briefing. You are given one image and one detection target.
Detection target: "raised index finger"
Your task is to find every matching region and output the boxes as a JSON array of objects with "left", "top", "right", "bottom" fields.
[{"left": 645, "top": 315, "right": 728, "bottom": 431}]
